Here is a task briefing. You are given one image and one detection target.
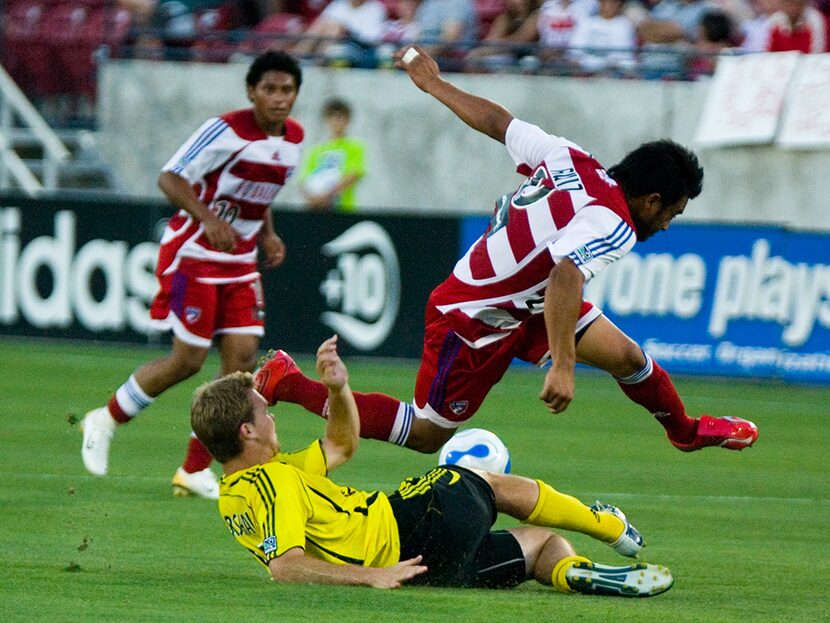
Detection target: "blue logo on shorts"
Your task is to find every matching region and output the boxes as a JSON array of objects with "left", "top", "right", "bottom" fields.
[
  {"left": 184, "top": 306, "right": 202, "bottom": 324},
  {"left": 574, "top": 246, "right": 594, "bottom": 264},
  {"left": 450, "top": 400, "right": 469, "bottom": 415}
]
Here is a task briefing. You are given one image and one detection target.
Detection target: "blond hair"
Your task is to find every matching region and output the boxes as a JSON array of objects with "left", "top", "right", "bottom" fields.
[{"left": 191, "top": 372, "right": 255, "bottom": 463}]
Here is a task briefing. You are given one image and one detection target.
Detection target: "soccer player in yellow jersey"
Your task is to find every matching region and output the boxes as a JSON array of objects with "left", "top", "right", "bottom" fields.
[{"left": 191, "top": 336, "right": 674, "bottom": 594}]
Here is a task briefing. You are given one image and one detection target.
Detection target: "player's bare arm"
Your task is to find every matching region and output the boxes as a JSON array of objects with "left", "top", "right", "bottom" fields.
[
  {"left": 158, "top": 171, "right": 236, "bottom": 252},
  {"left": 539, "top": 259, "right": 585, "bottom": 414},
  {"left": 317, "top": 336, "right": 360, "bottom": 470},
  {"left": 395, "top": 45, "right": 513, "bottom": 144},
  {"left": 258, "top": 207, "right": 286, "bottom": 268},
  {"left": 269, "top": 548, "right": 427, "bottom": 588}
]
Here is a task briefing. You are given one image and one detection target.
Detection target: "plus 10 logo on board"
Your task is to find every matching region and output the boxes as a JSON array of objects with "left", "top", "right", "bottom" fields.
[
  {"left": 318, "top": 221, "right": 401, "bottom": 351},
  {"left": 0, "top": 206, "right": 159, "bottom": 337}
]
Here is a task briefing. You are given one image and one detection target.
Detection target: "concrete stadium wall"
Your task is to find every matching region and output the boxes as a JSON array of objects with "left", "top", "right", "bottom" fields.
[{"left": 98, "top": 60, "right": 830, "bottom": 230}]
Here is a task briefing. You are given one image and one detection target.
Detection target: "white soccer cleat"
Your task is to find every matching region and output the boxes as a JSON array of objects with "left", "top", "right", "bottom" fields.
[
  {"left": 591, "top": 501, "right": 644, "bottom": 558},
  {"left": 80, "top": 407, "right": 117, "bottom": 476},
  {"left": 566, "top": 561, "right": 674, "bottom": 597},
  {"left": 172, "top": 467, "right": 219, "bottom": 500}
]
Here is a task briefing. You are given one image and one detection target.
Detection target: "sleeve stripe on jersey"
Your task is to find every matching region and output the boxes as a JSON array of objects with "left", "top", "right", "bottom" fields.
[
  {"left": 171, "top": 119, "right": 229, "bottom": 173},
  {"left": 570, "top": 223, "right": 634, "bottom": 265},
  {"left": 240, "top": 470, "right": 278, "bottom": 541}
]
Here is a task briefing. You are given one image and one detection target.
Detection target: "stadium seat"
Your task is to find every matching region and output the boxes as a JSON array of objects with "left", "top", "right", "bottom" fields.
[{"left": 2, "top": 1, "right": 56, "bottom": 96}]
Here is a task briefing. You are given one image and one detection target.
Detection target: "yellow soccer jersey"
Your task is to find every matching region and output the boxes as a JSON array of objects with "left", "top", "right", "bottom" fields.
[{"left": 218, "top": 440, "right": 400, "bottom": 571}]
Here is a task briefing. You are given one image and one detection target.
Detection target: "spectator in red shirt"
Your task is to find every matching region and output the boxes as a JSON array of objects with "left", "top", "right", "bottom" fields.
[{"left": 765, "top": 0, "right": 829, "bottom": 52}]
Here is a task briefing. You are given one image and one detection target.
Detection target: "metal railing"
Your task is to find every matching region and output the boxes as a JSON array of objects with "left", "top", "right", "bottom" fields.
[{"left": 0, "top": 63, "right": 71, "bottom": 195}]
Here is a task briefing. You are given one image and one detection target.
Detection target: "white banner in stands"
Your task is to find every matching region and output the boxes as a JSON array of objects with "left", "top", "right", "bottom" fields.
[
  {"left": 694, "top": 52, "right": 800, "bottom": 147},
  {"left": 777, "top": 54, "right": 830, "bottom": 149}
]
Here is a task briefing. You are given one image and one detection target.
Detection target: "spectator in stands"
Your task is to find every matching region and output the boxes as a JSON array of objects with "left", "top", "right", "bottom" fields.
[
  {"left": 764, "top": 0, "right": 830, "bottom": 52},
  {"left": 567, "top": 0, "right": 637, "bottom": 73},
  {"left": 639, "top": 0, "right": 715, "bottom": 44},
  {"left": 292, "top": 0, "right": 388, "bottom": 66},
  {"left": 465, "top": 0, "right": 542, "bottom": 69},
  {"left": 415, "top": 0, "right": 479, "bottom": 58},
  {"left": 741, "top": 0, "right": 780, "bottom": 50},
  {"left": 537, "top": 0, "right": 597, "bottom": 52},
  {"left": 689, "top": 9, "right": 734, "bottom": 75},
  {"left": 299, "top": 98, "right": 367, "bottom": 212},
  {"left": 380, "top": 0, "right": 422, "bottom": 43}
]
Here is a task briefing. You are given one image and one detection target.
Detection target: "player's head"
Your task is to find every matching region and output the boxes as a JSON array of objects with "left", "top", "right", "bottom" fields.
[
  {"left": 322, "top": 97, "right": 352, "bottom": 136},
  {"left": 246, "top": 51, "right": 302, "bottom": 91},
  {"left": 191, "top": 372, "right": 280, "bottom": 463},
  {"left": 608, "top": 140, "right": 703, "bottom": 241},
  {"left": 246, "top": 51, "right": 302, "bottom": 133}
]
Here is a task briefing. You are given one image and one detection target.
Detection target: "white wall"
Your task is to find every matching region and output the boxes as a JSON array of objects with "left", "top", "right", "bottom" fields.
[{"left": 98, "top": 60, "right": 830, "bottom": 230}]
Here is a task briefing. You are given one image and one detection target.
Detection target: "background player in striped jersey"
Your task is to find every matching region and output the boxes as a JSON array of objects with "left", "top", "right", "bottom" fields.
[
  {"left": 191, "top": 335, "right": 674, "bottom": 595},
  {"left": 256, "top": 45, "right": 758, "bottom": 456},
  {"left": 81, "top": 51, "right": 305, "bottom": 498}
]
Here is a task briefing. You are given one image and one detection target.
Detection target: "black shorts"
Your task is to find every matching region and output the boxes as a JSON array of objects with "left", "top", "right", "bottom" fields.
[{"left": 387, "top": 466, "right": 526, "bottom": 588}]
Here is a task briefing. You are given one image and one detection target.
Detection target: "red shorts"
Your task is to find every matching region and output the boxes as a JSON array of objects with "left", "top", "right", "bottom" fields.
[
  {"left": 149, "top": 271, "right": 265, "bottom": 348},
  {"left": 412, "top": 301, "right": 600, "bottom": 427}
]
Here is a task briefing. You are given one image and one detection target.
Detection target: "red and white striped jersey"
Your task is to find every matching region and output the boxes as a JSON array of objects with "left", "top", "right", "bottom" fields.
[
  {"left": 157, "top": 109, "right": 304, "bottom": 283},
  {"left": 432, "top": 119, "right": 637, "bottom": 348}
]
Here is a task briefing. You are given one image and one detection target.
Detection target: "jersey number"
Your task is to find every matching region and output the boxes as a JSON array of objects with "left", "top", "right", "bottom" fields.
[{"left": 214, "top": 199, "right": 239, "bottom": 224}]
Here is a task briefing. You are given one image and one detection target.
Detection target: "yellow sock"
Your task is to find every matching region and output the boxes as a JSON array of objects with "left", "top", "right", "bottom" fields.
[
  {"left": 551, "top": 555, "right": 592, "bottom": 592},
  {"left": 525, "top": 480, "right": 624, "bottom": 543}
]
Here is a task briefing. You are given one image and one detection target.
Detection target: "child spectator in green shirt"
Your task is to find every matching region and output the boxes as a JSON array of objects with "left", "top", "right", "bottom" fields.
[{"left": 300, "top": 98, "right": 366, "bottom": 213}]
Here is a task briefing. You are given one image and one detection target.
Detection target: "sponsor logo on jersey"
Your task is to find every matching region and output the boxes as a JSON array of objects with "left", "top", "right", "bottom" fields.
[
  {"left": 262, "top": 535, "right": 277, "bottom": 555},
  {"left": 184, "top": 306, "right": 202, "bottom": 324},
  {"left": 574, "top": 245, "right": 594, "bottom": 264},
  {"left": 450, "top": 400, "right": 469, "bottom": 415}
]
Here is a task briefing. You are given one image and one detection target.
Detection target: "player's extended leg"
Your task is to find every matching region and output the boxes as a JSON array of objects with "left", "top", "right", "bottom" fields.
[
  {"left": 253, "top": 349, "right": 409, "bottom": 444},
  {"left": 81, "top": 337, "right": 210, "bottom": 476},
  {"left": 472, "top": 469, "right": 642, "bottom": 557},
  {"left": 575, "top": 315, "right": 758, "bottom": 451},
  {"left": 507, "top": 527, "right": 673, "bottom": 597}
]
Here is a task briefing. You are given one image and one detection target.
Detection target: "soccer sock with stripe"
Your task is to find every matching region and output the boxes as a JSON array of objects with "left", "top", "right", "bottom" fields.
[
  {"left": 616, "top": 353, "right": 697, "bottom": 444},
  {"left": 107, "top": 374, "right": 154, "bottom": 424},
  {"left": 271, "top": 373, "right": 404, "bottom": 443},
  {"left": 182, "top": 433, "right": 213, "bottom": 473},
  {"left": 525, "top": 480, "right": 625, "bottom": 543}
]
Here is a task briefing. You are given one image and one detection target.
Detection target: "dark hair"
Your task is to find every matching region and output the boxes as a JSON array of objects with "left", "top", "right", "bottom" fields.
[
  {"left": 246, "top": 51, "right": 302, "bottom": 90},
  {"left": 608, "top": 139, "right": 703, "bottom": 205},
  {"left": 322, "top": 98, "right": 352, "bottom": 118},
  {"left": 701, "top": 10, "right": 732, "bottom": 44},
  {"left": 191, "top": 372, "right": 256, "bottom": 463}
]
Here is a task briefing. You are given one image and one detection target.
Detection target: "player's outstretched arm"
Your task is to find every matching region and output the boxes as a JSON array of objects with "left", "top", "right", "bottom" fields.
[
  {"left": 316, "top": 336, "right": 360, "bottom": 470},
  {"left": 539, "top": 259, "right": 585, "bottom": 414},
  {"left": 269, "top": 548, "right": 427, "bottom": 589},
  {"left": 394, "top": 45, "right": 513, "bottom": 144}
]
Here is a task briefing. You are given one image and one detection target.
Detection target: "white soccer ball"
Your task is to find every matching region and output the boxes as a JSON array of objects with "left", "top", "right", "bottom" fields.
[{"left": 438, "top": 428, "right": 511, "bottom": 474}]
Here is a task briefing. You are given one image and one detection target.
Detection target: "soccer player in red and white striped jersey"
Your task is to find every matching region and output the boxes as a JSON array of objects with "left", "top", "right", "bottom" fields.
[
  {"left": 257, "top": 45, "right": 758, "bottom": 457},
  {"left": 81, "top": 51, "right": 306, "bottom": 497}
]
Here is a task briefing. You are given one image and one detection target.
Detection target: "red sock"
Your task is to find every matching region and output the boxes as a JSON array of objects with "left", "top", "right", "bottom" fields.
[
  {"left": 276, "top": 375, "right": 402, "bottom": 442},
  {"left": 107, "top": 395, "right": 131, "bottom": 424},
  {"left": 617, "top": 360, "right": 697, "bottom": 443},
  {"left": 183, "top": 436, "right": 213, "bottom": 473},
  {"left": 354, "top": 393, "right": 402, "bottom": 441}
]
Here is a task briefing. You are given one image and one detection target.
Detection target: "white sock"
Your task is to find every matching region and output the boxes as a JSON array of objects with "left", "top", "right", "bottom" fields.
[
  {"left": 113, "top": 375, "right": 154, "bottom": 418},
  {"left": 388, "top": 402, "right": 414, "bottom": 447}
]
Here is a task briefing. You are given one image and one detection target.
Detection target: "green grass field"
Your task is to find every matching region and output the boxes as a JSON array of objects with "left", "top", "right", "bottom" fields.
[{"left": 2, "top": 339, "right": 828, "bottom": 622}]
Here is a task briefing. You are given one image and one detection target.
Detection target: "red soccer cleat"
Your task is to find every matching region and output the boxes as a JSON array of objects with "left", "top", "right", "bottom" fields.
[
  {"left": 670, "top": 415, "right": 759, "bottom": 452},
  {"left": 253, "top": 350, "right": 301, "bottom": 405}
]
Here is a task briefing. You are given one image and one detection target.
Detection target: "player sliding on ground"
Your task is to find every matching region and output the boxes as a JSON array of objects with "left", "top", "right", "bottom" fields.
[
  {"left": 254, "top": 45, "right": 758, "bottom": 455},
  {"left": 192, "top": 336, "right": 673, "bottom": 595}
]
